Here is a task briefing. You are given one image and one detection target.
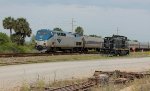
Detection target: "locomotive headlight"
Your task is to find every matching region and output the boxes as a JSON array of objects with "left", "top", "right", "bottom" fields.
[{"left": 43, "top": 43, "right": 46, "bottom": 46}]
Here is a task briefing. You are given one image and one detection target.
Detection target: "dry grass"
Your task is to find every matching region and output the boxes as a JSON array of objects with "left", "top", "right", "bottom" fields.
[
  {"left": 0, "top": 54, "right": 108, "bottom": 66},
  {"left": 92, "top": 75, "right": 150, "bottom": 91},
  {"left": 0, "top": 52, "right": 150, "bottom": 66},
  {"left": 131, "top": 76, "right": 150, "bottom": 91},
  {"left": 20, "top": 77, "right": 87, "bottom": 91},
  {"left": 19, "top": 70, "right": 150, "bottom": 91}
]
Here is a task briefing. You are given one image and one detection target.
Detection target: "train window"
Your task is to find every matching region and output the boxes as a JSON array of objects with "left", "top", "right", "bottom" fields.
[
  {"left": 74, "top": 34, "right": 80, "bottom": 37},
  {"left": 76, "top": 42, "right": 82, "bottom": 46},
  {"left": 57, "top": 33, "right": 60, "bottom": 36},
  {"left": 38, "top": 31, "right": 47, "bottom": 35},
  {"left": 61, "top": 33, "right": 66, "bottom": 36}
]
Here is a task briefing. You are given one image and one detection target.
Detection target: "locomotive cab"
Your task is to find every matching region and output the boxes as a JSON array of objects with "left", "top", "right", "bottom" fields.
[{"left": 35, "top": 29, "right": 53, "bottom": 51}]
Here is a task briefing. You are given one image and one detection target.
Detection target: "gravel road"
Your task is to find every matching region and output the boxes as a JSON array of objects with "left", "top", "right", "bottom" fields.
[{"left": 0, "top": 57, "right": 150, "bottom": 90}]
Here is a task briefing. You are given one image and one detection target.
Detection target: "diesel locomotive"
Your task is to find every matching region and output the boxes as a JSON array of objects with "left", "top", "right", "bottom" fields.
[
  {"left": 102, "top": 35, "right": 129, "bottom": 56},
  {"left": 35, "top": 29, "right": 104, "bottom": 53}
]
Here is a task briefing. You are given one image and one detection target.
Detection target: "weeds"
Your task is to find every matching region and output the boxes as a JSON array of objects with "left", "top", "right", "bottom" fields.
[
  {"left": 20, "top": 76, "right": 86, "bottom": 91},
  {"left": 131, "top": 76, "right": 150, "bottom": 91},
  {"left": 20, "top": 82, "right": 30, "bottom": 91},
  {"left": 0, "top": 43, "right": 35, "bottom": 53}
]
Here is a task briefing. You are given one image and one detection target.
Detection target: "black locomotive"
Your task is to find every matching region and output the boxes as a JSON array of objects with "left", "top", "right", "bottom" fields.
[{"left": 102, "top": 35, "right": 130, "bottom": 56}]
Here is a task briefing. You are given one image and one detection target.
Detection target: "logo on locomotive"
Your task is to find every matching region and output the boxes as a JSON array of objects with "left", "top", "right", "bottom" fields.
[{"left": 57, "top": 39, "right": 61, "bottom": 43}]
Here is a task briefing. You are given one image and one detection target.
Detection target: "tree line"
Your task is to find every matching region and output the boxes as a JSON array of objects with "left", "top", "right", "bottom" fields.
[{"left": 3, "top": 16, "right": 32, "bottom": 45}]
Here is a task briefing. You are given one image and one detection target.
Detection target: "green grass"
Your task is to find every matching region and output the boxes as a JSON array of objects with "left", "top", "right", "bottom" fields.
[
  {"left": 129, "top": 51, "right": 150, "bottom": 57},
  {"left": 0, "top": 43, "right": 36, "bottom": 53}
]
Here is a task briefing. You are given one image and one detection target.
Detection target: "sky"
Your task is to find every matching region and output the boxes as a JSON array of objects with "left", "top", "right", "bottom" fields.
[{"left": 0, "top": 0, "right": 150, "bottom": 42}]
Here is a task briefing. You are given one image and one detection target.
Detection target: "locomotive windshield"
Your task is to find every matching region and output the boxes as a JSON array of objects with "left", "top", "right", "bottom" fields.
[{"left": 35, "top": 29, "right": 53, "bottom": 41}]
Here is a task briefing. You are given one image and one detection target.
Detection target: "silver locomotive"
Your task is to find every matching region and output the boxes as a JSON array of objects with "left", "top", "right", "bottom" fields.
[{"left": 35, "top": 29, "right": 104, "bottom": 52}]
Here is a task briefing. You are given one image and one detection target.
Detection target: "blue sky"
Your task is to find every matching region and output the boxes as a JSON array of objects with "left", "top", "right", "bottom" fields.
[{"left": 0, "top": 0, "right": 150, "bottom": 41}]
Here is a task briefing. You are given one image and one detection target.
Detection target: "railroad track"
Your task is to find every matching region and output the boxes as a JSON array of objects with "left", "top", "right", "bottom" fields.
[
  {"left": 0, "top": 52, "right": 100, "bottom": 58},
  {"left": 31, "top": 70, "right": 150, "bottom": 91},
  {"left": 31, "top": 81, "right": 95, "bottom": 91},
  {"left": 45, "top": 81, "right": 95, "bottom": 91}
]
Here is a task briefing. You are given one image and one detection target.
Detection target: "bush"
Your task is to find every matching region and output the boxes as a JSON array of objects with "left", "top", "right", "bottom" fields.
[
  {"left": 0, "top": 42, "right": 35, "bottom": 53},
  {"left": 0, "top": 32, "right": 35, "bottom": 53},
  {"left": 0, "top": 32, "right": 10, "bottom": 44},
  {"left": 0, "top": 43, "right": 17, "bottom": 53}
]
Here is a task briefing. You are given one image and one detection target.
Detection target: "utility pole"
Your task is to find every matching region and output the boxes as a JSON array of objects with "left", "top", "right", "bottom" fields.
[
  {"left": 117, "top": 27, "right": 119, "bottom": 35},
  {"left": 71, "top": 18, "right": 75, "bottom": 33}
]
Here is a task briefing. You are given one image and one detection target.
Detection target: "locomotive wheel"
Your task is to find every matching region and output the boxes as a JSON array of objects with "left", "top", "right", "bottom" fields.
[
  {"left": 119, "top": 50, "right": 129, "bottom": 56},
  {"left": 51, "top": 47, "right": 58, "bottom": 52},
  {"left": 83, "top": 49, "right": 88, "bottom": 53}
]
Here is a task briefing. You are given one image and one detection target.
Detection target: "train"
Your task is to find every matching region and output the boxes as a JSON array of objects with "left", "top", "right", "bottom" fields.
[
  {"left": 35, "top": 29, "right": 150, "bottom": 56},
  {"left": 128, "top": 41, "right": 150, "bottom": 52}
]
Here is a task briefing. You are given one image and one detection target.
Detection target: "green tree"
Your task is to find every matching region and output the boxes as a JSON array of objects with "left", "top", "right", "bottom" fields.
[
  {"left": 75, "top": 26, "right": 84, "bottom": 36},
  {"left": 89, "top": 34, "right": 101, "bottom": 38},
  {"left": 11, "top": 34, "right": 21, "bottom": 45},
  {"left": 53, "top": 27, "right": 63, "bottom": 31},
  {"left": 133, "top": 40, "right": 138, "bottom": 42},
  {"left": 0, "top": 32, "right": 10, "bottom": 44},
  {"left": 3, "top": 17, "right": 15, "bottom": 36},
  {"left": 12, "top": 18, "right": 32, "bottom": 45}
]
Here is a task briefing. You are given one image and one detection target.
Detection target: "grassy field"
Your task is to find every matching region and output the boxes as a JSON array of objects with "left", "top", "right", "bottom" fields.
[{"left": 0, "top": 52, "right": 150, "bottom": 66}]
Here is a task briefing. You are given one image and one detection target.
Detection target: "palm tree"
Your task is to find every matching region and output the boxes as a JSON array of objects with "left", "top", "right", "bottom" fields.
[
  {"left": 13, "top": 18, "right": 32, "bottom": 45},
  {"left": 3, "top": 17, "right": 15, "bottom": 36}
]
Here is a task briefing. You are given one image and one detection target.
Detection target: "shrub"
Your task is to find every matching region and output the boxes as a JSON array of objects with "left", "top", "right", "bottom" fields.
[
  {"left": 0, "top": 42, "right": 35, "bottom": 53},
  {"left": 0, "top": 32, "right": 10, "bottom": 44}
]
